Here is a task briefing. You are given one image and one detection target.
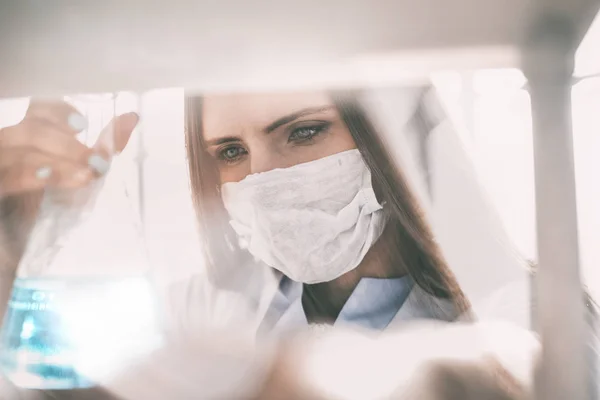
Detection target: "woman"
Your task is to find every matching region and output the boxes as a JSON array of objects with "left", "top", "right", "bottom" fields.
[
  {"left": 0, "top": 93, "right": 532, "bottom": 399},
  {"left": 183, "top": 90, "right": 470, "bottom": 334}
]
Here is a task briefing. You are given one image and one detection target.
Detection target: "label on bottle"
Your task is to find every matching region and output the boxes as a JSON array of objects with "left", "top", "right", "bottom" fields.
[{"left": 0, "top": 277, "right": 162, "bottom": 389}]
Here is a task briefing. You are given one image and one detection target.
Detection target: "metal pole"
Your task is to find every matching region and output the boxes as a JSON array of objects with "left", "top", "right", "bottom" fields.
[
  {"left": 522, "top": 14, "right": 590, "bottom": 400},
  {"left": 132, "top": 93, "right": 147, "bottom": 232}
]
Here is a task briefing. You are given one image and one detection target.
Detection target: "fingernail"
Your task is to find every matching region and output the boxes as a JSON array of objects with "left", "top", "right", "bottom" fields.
[
  {"left": 88, "top": 154, "right": 110, "bottom": 175},
  {"left": 68, "top": 113, "right": 88, "bottom": 132},
  {"left": 35, "top": 166, "right": 52, "bottom": 180}
]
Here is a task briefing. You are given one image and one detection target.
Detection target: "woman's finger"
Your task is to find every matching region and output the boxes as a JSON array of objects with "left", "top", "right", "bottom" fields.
[
  {"left": 26, "top": 98, "right": 87, "bottom": 134},
  {"left": 93, "top": 112, "right": 139, "bottom": 157},
  {"left": 0, "top": 148, "right": 74, "bottom": 171},
  {"left": 0, "top": 156, "right": 94, "bottom": 197},
  {"left": 0, "top": 164, "right": 52, "bottom": 196},
  {"left": 0, "top": 121, "right": 96, "bottom": 167}
]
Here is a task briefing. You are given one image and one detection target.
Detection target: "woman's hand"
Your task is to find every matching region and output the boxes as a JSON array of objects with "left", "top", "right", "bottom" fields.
[
  {"left": 0, "top": 98, "right": 137, "bottom": 196},
  {"left": 0, "top": 98, "right": 138, "bottom": 274}
]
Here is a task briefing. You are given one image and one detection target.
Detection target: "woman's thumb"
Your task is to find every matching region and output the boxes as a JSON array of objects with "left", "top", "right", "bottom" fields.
[{"left": 94, "top": 112, "right": 139, "bottom": 156}]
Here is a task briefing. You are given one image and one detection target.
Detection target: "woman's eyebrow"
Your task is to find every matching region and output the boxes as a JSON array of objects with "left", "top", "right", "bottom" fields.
[
  {"left": 204, "top": 136, "right": 240, "bottom": 147},
  {"left": 263, "top": 106, "right": 334, "bottom": 133}
]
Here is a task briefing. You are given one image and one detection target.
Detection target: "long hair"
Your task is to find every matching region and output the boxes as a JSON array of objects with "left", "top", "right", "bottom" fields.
[{"left": 184, "top": 90, "right": 469, "bottom": 315}]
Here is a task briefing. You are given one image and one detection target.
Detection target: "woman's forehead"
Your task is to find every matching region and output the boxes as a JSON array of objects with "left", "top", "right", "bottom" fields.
[{"left": 202, "top": 91, "right": 334, "bottom": 139}]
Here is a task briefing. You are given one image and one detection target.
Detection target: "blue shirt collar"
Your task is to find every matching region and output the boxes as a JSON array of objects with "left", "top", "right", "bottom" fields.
[
  {"left": 337, "top": 276, "right": 413, "bottom": 330},
  {"left": 263, "top": 276, "right": 414, "bottom": 335}
]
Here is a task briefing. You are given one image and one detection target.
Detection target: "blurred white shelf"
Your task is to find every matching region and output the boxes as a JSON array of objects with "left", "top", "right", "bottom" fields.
[{"left": 0, "top": 0, "right": 598, "bottom": 97}]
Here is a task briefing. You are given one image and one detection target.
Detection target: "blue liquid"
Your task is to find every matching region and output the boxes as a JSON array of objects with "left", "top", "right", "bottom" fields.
[{"left": 0, "top": 277, "right": 160, "bottom": 390}]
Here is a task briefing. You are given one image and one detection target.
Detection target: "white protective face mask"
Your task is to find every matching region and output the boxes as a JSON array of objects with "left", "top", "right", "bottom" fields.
[{"left": 221, "top": 149, "right": 387, "bottom": 284}]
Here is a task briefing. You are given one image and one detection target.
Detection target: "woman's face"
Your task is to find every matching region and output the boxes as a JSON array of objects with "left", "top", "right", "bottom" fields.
[{"left": 202, "top": 91, "right": 357, "bottom": 183}]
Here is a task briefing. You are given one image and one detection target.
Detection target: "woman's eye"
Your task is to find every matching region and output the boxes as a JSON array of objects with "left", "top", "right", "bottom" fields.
[
  {"left": 288, "top": 123, "right": 329, "bottom": 143},
  {"left": 218, "top": 146, "right": 247, "bottom": 163}
]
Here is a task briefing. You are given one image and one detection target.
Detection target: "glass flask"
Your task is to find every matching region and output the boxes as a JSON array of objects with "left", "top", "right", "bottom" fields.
[{"left": 0, "top": 93, "right": 162, "bottom": 390}]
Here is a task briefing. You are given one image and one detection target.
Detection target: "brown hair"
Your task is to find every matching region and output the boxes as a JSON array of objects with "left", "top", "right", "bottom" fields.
[{"left": 184, "top": 90, "right": 469, "bottom": 316}]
